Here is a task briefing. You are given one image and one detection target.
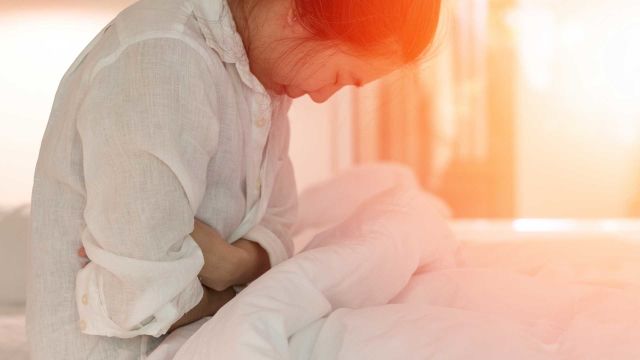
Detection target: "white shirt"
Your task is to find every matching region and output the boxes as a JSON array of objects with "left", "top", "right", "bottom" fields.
[{"left": 26, "top": 0, "right": 297, "bottom": 358}]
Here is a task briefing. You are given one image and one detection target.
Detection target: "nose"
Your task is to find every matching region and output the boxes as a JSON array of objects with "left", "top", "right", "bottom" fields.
[{"left": 308, "top": 84, "right": 342, "bottom": 104}]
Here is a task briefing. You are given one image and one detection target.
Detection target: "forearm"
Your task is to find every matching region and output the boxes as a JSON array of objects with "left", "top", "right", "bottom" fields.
[
  {"left": 231, "top": 239, "right": 271, "bottom": 285},
  {"left": 168, "top": 285, "right": 235, "bottom": 333},
  {"left": 190, "top": 219, "right": 272, "bottom": 290}
]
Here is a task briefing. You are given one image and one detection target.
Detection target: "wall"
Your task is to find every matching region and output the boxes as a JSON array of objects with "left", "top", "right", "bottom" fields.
[
  {"left": 289, "top": 90, "right": 353, "bottom": 192},
  {"left": 512, "top": 1, "right": 640, "bottom": 217}
]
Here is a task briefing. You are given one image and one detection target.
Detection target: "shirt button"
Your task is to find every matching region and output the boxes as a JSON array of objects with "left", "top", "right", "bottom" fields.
[
  {"left": 255, "top": 117, "right": 267, "bottom": 128},
  {"left": 81, "top": 293, "right": 88, "bottom": 305},
  {"left": 78, "top": 319, "right": 87, "bottom": 331}
]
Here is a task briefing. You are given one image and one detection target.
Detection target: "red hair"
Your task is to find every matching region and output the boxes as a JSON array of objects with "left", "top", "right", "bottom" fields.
[{"left": 291, "top": 0, "right": 442, "bottom": 63}]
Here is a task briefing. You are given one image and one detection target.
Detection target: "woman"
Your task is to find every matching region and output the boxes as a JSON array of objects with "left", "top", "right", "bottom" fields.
[{"left": 26, "top": 0, "right": 441, "bottom": 358}]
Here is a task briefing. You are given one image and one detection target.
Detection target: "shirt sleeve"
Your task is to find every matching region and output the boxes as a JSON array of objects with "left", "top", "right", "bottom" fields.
[
  {"left": 74, "top": 37, "right": 221, "bottom": 338},
  {"left": 241, "top": 117, "right": 298, "bottom": 268}
]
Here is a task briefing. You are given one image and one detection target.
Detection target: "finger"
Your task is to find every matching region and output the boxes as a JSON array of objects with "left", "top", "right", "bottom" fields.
[{"left": 77, "top": 246, "right": 87, "bottom": 258}]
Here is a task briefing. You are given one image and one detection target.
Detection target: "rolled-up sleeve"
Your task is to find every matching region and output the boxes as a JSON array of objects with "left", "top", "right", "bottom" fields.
[{"left": 74, "top": 37, "right": 220, "bottom": 338}]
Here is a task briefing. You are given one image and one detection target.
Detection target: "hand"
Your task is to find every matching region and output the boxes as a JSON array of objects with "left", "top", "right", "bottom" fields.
[
  {"left": 229, "top": 238, "right": 271, "bottom": 285},
  {"left": 190, "top": 218, "right": 243, "bottom": 291},
  {"left": 191, "top": 218, "right": 271, "bottom": 290},
  {"left": 168, "top": 285, "right": 235, "bottom": 333}
]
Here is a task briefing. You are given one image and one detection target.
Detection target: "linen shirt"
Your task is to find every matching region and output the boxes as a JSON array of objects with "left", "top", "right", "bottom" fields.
[{"left": 26, "top": 0, "right": 297, "bottom": 358}]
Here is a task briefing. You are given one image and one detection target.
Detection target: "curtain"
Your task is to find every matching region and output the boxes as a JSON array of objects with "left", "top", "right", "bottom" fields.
[{"left": 352, "top": 0, "right": 518, "bottom": 217}]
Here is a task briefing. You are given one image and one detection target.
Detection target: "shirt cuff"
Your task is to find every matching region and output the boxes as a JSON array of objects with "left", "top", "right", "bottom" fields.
[
  {"left": 240, "top": 223, "right": 289, "bottom": 269},
  {"left": 75, "top": 267, "right": 204, "bottom": 338}
]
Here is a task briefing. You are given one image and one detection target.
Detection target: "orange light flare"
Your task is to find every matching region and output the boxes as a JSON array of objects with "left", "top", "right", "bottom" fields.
[
  {"left": 506, "top": 1, "right": 640, "bottom": 149},
  {"left": 506, "top": 1, "right": 640, "bottom": 106},
  {"left": 504, "top": 1, "right": 640, "bottom": 219}
]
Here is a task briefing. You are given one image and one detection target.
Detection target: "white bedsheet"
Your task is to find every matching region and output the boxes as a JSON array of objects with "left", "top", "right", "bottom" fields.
[{"left": 147, "top": 165, "right": 640, "bottom": 360}]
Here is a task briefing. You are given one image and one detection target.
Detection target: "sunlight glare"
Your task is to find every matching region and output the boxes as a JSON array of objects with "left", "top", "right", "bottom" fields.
[{"left": 0, "top": 11, "right": 112, "bottom": 207}]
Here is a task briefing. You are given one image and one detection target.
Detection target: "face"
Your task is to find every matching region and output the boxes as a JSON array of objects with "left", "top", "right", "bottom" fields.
[
  {"left": 244, "top": 0, "right": 402, "bottom": 103},
  {"left": 266, "top": 46, "right": 401, "bottom": 104}
]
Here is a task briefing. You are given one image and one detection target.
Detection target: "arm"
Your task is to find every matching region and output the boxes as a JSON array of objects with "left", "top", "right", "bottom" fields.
[
  {"left": 75, "top": 37, "right": 222, "bottom": 338},
  {"left": 232, "top": 141, "right": 298, "bottom": 281},
  {"left": 168, "top": 285, "right": 235, "bottom": 333},
  {"left": 239, "top": 107, "right": 298, "bottom": 268},
  {"left": 229, "top": 238, "right": 271, "bottom": 284},
  {"left": 190, "top": 129, "right": 298, "bottom": 291},
  {"left": 188, "top": 218, "right": 271, "bottom": 291}
]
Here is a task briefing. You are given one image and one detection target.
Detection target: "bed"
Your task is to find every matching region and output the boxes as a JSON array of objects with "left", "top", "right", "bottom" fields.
[
  {"left": 5, "top": 164, "right": 640, "bottom": 359},
  {"left": 148, "top": 165, "right": 640, "bottom": 359}
]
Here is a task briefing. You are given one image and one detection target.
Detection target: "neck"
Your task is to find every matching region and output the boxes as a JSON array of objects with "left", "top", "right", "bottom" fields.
[{"left": 226, "top": 0, "right": 254, "bottom": 55}]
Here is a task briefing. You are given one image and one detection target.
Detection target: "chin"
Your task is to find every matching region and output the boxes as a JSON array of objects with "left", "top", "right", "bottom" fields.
[
  {"left": 269, "top": 83, "right": 305, "bottom": 99},
  {"left": 266, "top": 84, "right": 284, "bottom": 96},
  {"left": 285, "top": 86, "right": 306, "bottom": 99},
  {"left": 273, "top": 84, "right": 286, "bottom": 95}
]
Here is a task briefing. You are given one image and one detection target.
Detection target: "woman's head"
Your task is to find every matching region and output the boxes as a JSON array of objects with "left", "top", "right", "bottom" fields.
[{"left": 229, "top": 0, "right": 442, "bottom": 103}]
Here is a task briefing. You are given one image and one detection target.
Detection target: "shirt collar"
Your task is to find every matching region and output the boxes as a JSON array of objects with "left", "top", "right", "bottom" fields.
[{"left": 190, "top": 0, "right": 268, "bottom": 96}]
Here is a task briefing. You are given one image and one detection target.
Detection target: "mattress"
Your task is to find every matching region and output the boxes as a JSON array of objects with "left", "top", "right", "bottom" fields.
[{"left": 0, "top": 306, "right": 28, "bottom": 360}]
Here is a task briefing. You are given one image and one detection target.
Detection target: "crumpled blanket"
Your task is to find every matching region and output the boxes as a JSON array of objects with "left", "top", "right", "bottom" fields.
[{"left": 149, "top": 164, "right": 640, "bottom": 360}]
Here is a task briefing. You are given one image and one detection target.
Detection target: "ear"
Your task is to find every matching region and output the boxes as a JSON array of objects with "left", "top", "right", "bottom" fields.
[
  {"left": 284, "top": 6, "right": 307, "bottom": 35},
  {"left": 287, "top": 7, "right": 297, "bottom": 26}
]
